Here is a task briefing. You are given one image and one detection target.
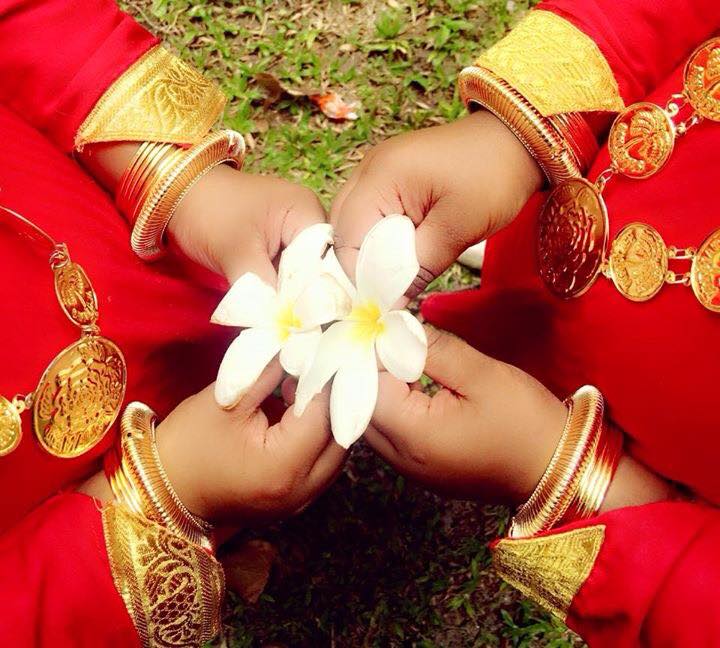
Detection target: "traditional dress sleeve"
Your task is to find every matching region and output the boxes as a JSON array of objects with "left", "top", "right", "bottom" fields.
[
  {"left": 0, "top": 493, "right": 224, "bottom": 647},
  {"left": 492, "top": 500, "right": 720, "bottom": 647},
  {"left": 0, "top": 0, "right": 225, "bottom": 152},
  {"left": 458, "top": 0, "right": 720, "bottom": 182}
]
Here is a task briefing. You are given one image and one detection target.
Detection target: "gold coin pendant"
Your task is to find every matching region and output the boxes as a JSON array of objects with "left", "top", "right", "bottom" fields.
[
  {"left": 0, "top": 396, "right": 22, "bottom": 456},
  {"left": 538, "top": 178, "right": 609, "bottom": 299},
  {"left": 684, "top": 37, "right": 720, "bottom": 122},
  {"left": 608, "top": 103, "right": 675, "bottom": 179},
  {"left": 608, "top": 223, "right": 668, "bottom": 301},
  {"left": 691, "top": 227, "right": 720, "bottom": 312},
  {"left": 33, "top": 336, "right": 127, "bottom": 458}
]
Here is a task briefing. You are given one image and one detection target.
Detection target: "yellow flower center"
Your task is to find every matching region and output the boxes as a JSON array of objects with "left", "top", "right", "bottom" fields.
[
  {"left": 348, "top": 301, "right": 384, "bottom": 342},
  {"left": 276, "top": 302, "right": 302, "bottom": 341}
]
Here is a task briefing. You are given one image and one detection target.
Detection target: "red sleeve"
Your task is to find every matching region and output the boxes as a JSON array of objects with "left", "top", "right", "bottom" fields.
[
  {"left": 0, "top": 493, "right": 139, "bottom": 647},
  {"left": 538, "top": 0, "right": 720, "bottom": 105},
  {"left": 0, "top": 0, "right": 158, "bottom": 151},
  {"left": 562, "top": 501, "right": 720, "bottom": 647}
]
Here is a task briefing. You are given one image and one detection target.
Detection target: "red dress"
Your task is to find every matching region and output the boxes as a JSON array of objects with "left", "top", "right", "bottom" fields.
[
  {"left": 426, "top": 0, "right": 720, "bottom": 645},
  {"left": 0, "top": 0, "right": 231, "bottom": 644}
]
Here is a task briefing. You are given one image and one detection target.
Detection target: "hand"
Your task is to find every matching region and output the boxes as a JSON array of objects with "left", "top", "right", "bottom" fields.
[
  {"left": 330, "top": 111, "right": 543, "bottom": 292},
  {"left": 82, "top": 361, "right": 345, "bottom": 527},
  {"left": 367, "top": 325, "right": 567, "bottom": 504},
  {"left": 368, "top": 326, "right": 675, "bottom": 510},
  {"left": 169, "top": 165, "right": 326, "bottom": 285}
]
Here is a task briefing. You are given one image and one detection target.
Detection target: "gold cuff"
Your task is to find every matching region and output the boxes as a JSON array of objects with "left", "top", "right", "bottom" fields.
[
  {"left": 105, "top": 402, "right": 214, "bottom": 551},
  {"left": 102, "top": 503, "right": 224, "bottom": 647},
  {"left": 76, "top": 46, "right": 226, "bottom": 149},
  {"left": 128, "top": 130, "right": 246, "bottom": 261},
  {"left": 509, "top": 385, "right": 622, "bottom": 538},
  {"left": 458, "top": 66, "right": 592, "bottom": 184}
]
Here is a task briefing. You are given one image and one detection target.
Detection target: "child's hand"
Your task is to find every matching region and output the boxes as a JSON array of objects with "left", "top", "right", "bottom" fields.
[
  {"left": 330, "top": 111, "right": 543, "bottom": 294},
  {"left": 169, "top": 165, "right": 326, "bottom": 285}
]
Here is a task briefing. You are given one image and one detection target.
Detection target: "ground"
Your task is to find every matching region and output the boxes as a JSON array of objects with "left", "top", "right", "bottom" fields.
[{"left": 125, "top": 1, "right": 585, "bottom": 645}]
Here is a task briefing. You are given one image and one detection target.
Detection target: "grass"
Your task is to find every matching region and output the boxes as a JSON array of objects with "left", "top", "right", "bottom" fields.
[{"left": 125, "top": 1, "right": 584, "bottom": 645}]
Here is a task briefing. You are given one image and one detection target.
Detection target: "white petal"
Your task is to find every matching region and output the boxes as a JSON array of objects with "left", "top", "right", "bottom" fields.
[
  {"left": 215, "top": 327, "right": 281, "bottom": 408},
  {"left": 329, "top": 344, "right": 378, "bottom": 449},
  {"left": 278, "top": 223, "right": 334, "bottom": 301},
  {"left": 376, "top": 310, "right": 427, "bottom": 383},
  {"left": 294, "top": 321, "right": 357, "bottom": 416},
  {"left": 211, "top": 273, "right": 278, "bottom": 328},
  {"left": 279, "top": 328, "right": 322, "bottom": 377},
  {"left": 294, "top": 273, "right": 353, "bottom": 329},
  {"left": 356, "top": 215, "right": 419, "bottom": 311},
  {"left": 321, "top": 246, "right": 357, "bottom": 302}
]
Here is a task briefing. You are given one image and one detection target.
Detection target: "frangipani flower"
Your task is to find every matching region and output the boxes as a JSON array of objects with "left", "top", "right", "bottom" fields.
[
  {"left": 212, "top": 224, "right": 351, "bottom": 409},
  {"left": 294, "top": 215, "right": 428, "bottom": 448}
]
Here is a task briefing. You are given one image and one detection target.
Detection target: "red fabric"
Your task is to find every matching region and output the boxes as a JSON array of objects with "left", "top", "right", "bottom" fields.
[
  {"left": 0, "top": 493, "right": 139, "bottom": 646},
  {"left": 0, "top": 0, "right": 159, "bottom": 151},
  {"left": 536, "top": 0, "right": 720, "bottom": 105},
  {"left": 425, "top": 3, "right": 720, "bottom": 643}
]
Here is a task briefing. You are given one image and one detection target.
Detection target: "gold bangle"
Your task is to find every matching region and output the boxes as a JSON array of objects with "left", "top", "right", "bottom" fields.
[
  {"left": 116, "top": 142, "right": 176, "bottom": 221},
  {"left": 105, "top": 402, "right": 214, "bottom": 551},
  {"left": 509, "top": 385, "right": 610, "bottom": 538},
  {"left": 458, "top": 66, "right": 585, "bottom": 185},
  {"left": 131, "top": 129, "right": 246, "bottom": 260}
]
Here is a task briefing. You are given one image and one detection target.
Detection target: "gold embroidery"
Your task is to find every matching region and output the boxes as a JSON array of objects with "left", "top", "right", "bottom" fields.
[
  {"left": 493, "top": 525, "right": 605, "bottom": 620},
  {"left": 76, "top": 46, "right": 226, "bottom": 149},
  {"left": 102, "top": 504, "right": 224, "bottom": 647},
  {"left": 475, "top": 11, "right": 624, "bottom": 116}
]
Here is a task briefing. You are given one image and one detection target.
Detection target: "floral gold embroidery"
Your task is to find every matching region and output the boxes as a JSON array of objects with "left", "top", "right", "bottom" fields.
[
  {"left": 102, "top": 503, "right": 224, "bottom": 647},
  {"left": 76, "top": 46, "right": 226, "bottom": 149},
  {"left": 493, "top": 525, "right": 605, "bottom": 620},
  {"left": 475, "top": 11, "right": 624, "bottom": 116}
]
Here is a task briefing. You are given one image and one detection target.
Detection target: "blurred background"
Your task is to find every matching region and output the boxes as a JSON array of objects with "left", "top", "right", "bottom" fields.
[{"left": 123, "top": 1, "right": 582, "bottom": 646}]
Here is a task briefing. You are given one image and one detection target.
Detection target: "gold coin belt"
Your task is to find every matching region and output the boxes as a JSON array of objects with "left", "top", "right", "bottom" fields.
[
  {"left": 0, "top": 206, "right": 127, "bottom": 458},
  {"left": 538, "top": 38, "right": 720, "bottom": 312}
]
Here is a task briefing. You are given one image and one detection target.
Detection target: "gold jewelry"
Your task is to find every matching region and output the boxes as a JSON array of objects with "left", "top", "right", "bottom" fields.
[
  {"left": 129, "top": 130, "right": 246, "bottom": 261},
  {"left": 509, "top": 385, "right": 622, "bottom": 538},
  {"left": 105, "top": 401, "right": 214, "bottom": 551},
  {"left": 458, "top": 66, "right": 596, "bottom": 184},
  {"left": 538, "top": 37, "right": 720, "bottom": 311},
  {"left": 0, "top": 206, "right": 126, "bottom": 458}
]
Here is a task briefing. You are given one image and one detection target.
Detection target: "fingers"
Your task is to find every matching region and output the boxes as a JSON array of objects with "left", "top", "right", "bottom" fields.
[{"left": 229, "top": 357, "right": 285, "bottom": 418}]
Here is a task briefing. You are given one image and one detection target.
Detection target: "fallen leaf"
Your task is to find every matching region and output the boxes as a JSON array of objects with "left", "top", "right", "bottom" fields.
[
  {"left": 222, "top": 539, "right": 278, "bottom": 603},
  {"left": 309, "top": 91, "right": 359, "bottom": 121}
]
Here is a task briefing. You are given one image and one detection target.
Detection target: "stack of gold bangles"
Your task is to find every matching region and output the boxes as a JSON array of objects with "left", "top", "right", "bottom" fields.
[
  {"left": 104, "top": 402, "right": 215, "bottom": 551},
  {"left": 116, "top": 130, "right": 246, "bottom": 260},
  {"left": 509, "top": 385, "right": 623, "bottom": 538}
]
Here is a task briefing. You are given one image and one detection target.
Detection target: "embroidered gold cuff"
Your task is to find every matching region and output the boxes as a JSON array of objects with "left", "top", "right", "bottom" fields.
[
  {"left": 472, "top": 10, "right": 624, "bottom": 116},
  {"left": 102, "top": 503, "right": 224, "bottom": 647},
  {"left": 76, "top": 46, "right": 226, "bottom": 150},
  {"left": 493, "top": 525, "right": 605, "bottom": 620}
]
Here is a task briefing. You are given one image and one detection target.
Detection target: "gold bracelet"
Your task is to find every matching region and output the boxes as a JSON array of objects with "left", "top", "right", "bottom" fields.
[
  {"left": 131, "top": 130, "right": 246, "bottom": 260},
  {"left": 509, "top": 385, "right": 621, "bottom": 538},
  {"left": 104, "top": 402, "right": 215, "bottom": 551},
  {"left": 458, "top": 66, "right": 590, "bottom": 185}
]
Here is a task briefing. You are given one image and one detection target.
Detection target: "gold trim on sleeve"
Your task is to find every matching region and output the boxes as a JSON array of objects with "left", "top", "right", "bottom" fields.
[
  {"left": 102, "top": 503, "right": 225, "bottom": 648},
  {"left": 76, "top": 46, "right": 226, "bottom": 150},
  {"left": 493, "top": 525, "right": 605, "bottom": 620},
  {"left": 474, "top": 10, "right": 624, "bottom": 116}
]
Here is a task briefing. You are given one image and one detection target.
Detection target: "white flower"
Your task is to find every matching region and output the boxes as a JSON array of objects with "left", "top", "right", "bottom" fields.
[
  {"left": 294, "top": 215, "right": 428, "bottom": 448},
  {"left": 212, "top": 224, "right": 351, "bottom": 409}
]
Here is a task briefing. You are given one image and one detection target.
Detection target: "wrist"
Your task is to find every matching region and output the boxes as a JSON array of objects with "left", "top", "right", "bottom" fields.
[{"left": 600, "top": 454, "right": 677, "bottom": 513}]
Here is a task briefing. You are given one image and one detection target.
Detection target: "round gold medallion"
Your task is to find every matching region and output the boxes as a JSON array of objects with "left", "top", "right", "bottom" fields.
[
  {"left": 0, "top": 396, "right": 22, "bottom": 456},
  {"left": 607, "top": 223, "right": 668, "bottom": 301},
  {"left": 33, "top": 336, "right": 127, "bottom": 458},
  {"left": 684, "top": 37, "right": 720, "bottom": 122},
  {"left": 538, "top": 178, "right": 609, "bottom": 298},
  {"left": 690, "top": 227, "right": 720, "bottom": 312},
  {"left": 608, "top": 103, "right": 675, "bottom": 179}
]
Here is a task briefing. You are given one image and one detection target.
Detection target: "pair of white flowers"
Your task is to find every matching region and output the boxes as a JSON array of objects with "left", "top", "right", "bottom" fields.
[{"left": 211, "top": 215, "right": 428, "bottom": 449}]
